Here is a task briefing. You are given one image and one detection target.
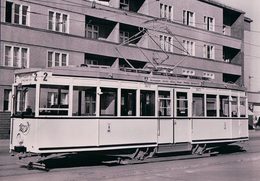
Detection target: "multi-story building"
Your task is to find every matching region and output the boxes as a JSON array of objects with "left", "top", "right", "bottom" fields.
[
  {"left": 244, "top": 17, "right": 260, "bottom": 120},
  {"left": 0, "top": 0, "right": 248, "bottom": 138}
]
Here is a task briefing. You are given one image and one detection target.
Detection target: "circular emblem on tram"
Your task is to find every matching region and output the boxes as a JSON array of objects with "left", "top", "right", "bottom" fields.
[{"left": 19, "top": 122, "right": 30, "bottom": 135}]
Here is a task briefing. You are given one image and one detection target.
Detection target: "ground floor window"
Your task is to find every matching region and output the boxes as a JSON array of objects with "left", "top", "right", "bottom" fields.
[{"left": 3, "top": 89, "right": 12, "bottom": 111}]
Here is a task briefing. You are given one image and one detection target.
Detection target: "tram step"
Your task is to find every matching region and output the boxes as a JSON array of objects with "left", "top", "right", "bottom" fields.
[{"left": 157, "top": 143, "right": 192, "bottom": 154}]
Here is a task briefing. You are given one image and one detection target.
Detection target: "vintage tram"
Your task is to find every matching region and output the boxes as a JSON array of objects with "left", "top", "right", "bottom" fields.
[{"left": 10, "top": 65, "right": 248, "bottom": 164}]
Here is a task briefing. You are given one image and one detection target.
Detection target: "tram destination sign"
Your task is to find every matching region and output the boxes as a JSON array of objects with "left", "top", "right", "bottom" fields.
[{"left": 146, "top": 77, "right": 201, "bottom": 86}]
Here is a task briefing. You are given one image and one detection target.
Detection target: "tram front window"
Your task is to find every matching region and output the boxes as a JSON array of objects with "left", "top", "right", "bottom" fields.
[
  {"left": 39, "top": 85, "right": 69, "bottom": 116},
  {"left": 14, "top": 85, "right": 36, "bottom": 117}
]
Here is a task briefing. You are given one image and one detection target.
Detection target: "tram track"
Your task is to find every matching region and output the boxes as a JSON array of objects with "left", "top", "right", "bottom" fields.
[
  {"left": 1, "top": 139, "right": 260, "bottom": 179},
  {"left": 1, "top": 143, "right": 260, "bottom": 176}
]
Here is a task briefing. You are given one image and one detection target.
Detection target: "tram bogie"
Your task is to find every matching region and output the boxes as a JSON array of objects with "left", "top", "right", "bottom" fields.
[{"left": 10, "top": 67, "right": 248, "bottom": 162}]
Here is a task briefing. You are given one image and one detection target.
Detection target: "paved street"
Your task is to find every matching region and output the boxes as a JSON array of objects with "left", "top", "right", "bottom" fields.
[{"left": 1, "top": 130, "right": 260, "bottom": 181}]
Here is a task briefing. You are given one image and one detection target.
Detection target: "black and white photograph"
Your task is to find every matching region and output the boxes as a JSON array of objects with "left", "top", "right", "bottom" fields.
[{"left": 0, "top": 0, "right": 260, "bottom": 180}]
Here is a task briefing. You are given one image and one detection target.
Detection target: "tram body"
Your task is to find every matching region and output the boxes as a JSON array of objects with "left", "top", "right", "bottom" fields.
[{"left": 10, "top": 67, "right": 248, "bottom": 156}]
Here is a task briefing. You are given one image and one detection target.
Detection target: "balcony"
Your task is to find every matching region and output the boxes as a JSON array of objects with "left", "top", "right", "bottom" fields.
[
  {"left": 223, "top": 8, "right": 244, "bottom": 39},
  {"left": 119, "top": 0, "right": 145, "bottom": 13},
  {"left": 223, "top": 46, "right": 241, "bottom": 65},
  {"left": 85, "top": 15, "right": 117, "bottom": 41},
  {"left": 119, "top": 23, "right": 146, "bottom": 45}
]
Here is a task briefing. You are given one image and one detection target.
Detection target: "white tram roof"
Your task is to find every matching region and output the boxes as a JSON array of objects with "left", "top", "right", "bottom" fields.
[{"left": 14, "top": 66, "right": 245, "bottom": 91}]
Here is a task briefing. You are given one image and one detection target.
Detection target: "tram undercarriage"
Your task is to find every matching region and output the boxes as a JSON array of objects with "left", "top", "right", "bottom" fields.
[{"left": 13, "top": 140, "right": 246, "bottom": 170}]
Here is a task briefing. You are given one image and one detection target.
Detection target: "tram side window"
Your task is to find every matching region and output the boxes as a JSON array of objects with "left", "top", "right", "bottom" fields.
[
  {"left": 73, "top": 87, "right": 96, "bottom": 116},
  {"left": 159, "top": 91, "right": 171, "bottom": 116},
  {"left": 14, "top": 85, "right": 36, "bottom": 117},
  {"left": 176, "top": 92, "right": 188, "bottom": 117},
  {"left": 219, "top": 95, "right": 229, "bottom": 117},
  {"left": 192, "top": 94, "right": 204, "bottom": 117},
  {"left": 100, "top": 88, "right": 117, "bottom": 116},
  {"left": 39, "top": 85, "right": 69, "bottom": 115},
  {"left": 206, "top": 95, "right": 217, "bottom": 117},
  {"left": 240, "top": 97, "right": 246, "bottom": 117},
  {"left": 231, "top": 96, "right": 238, "bottom": 117},
  {"left": 121, "top": 89, "right": 136, "bottom": 116},
  {"left": 140, "top": 90, "right": 155, "bottom": 116}
]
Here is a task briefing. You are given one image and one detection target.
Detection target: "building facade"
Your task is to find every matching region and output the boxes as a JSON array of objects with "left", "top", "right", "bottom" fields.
[
  {"left": 244, "top": 17, "right": 260, "bottom": 119},
  {"left": 0, "top": 0, "right": 247, "bottom": 138}
]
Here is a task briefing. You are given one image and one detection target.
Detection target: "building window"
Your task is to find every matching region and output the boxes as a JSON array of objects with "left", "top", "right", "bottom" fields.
[
  {"left": 204, "top": 16, "right": 214, "bottom": 31},
  {"left": 4, "top": 45, "right": 29, "bottom": 68},
  {"left": 119, "top": 31, "right": 130, "bottom": 43},
  {"left": 176, "top": 92, "right": 188, "bottom": 117},
  {"left": 160, "top": 4, "right": 173, "bottom": 21},
  {"left": 4, "top": 90, "right": 12, "bottom": 112},
  {"left": 5, "top": 1, "right": 29, "bottom": 26},
  {"left": 86, "top": 24, "right": 99, "bottom": 39},
  {"left": 47, "top": 51, "right": 68, "bottom": 67},
  {"left": 192, "top": 94, "right": 205, "bottom": 117},
  {"left": 206, "top": 95, "right": 217, "bottom": 117},
  {"left": 48, "top": 11, "right": 69, "bottom": 33},
  {"left": 203, "top": 44, "right": 215, "bottom": 59},
  {"left": 160, "top": 35, "right": 173, "bottom": 52},
  {"left": 159, "top": 91, "right": 171, "bottom": 116},
  {"left": 183, "top": 40, "right": 195, "bottom": 56},
  {"left": 120, "top": 0, "right": 129, "bottom": 11},
  {"left": 183, "top": 10, "right": 195, "bottom": 26},
  {"left": 121, "top": 89, "right": 136, "bottom": 116}
]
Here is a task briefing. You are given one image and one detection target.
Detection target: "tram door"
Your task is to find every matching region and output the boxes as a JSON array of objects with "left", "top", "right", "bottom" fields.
[
  {"left": 173, "top": 90, "right": 192, "bottom": 143},
  {"left": 157, "top": 88, "right": 174, "bottom": 144}
]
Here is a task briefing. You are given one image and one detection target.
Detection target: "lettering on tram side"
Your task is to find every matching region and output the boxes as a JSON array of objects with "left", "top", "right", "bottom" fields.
[{"left": 147, "top": 77, "right": 202, "bottom": 86}]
